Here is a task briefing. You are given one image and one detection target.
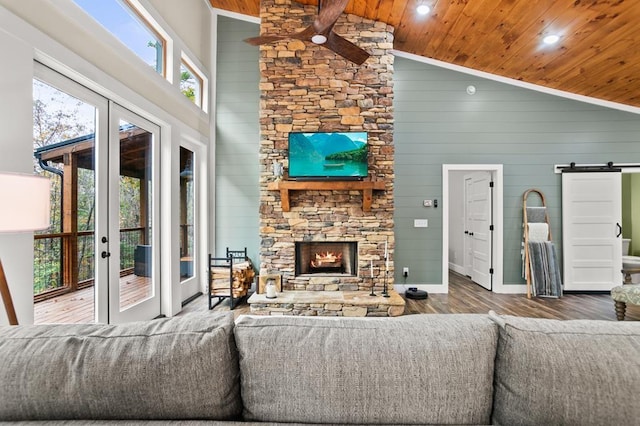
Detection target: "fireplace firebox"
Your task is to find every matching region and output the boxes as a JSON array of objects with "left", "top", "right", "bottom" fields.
[{"left": 295, "top": 242, "right": 357, "bottom": 276}]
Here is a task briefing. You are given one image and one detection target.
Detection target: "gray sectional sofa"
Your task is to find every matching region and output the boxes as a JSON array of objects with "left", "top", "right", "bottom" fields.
[{"left": 1, "top": 311, "right": 639, "bottom": 425}]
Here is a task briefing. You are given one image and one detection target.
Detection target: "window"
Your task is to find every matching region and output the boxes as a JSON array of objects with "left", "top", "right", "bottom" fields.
[
  {"left": 179, "top": 147, "right": 195, "bottom": 281},
  {"left": 180, "top": 54, "right": 206, "bottom": 110},
  {"left": 73, "top": 0, "right": 167, "bottom": 75}
]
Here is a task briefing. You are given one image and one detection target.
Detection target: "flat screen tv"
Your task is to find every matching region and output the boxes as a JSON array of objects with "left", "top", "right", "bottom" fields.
[{"left": 288, "top": 132, "right": 368, "bottom": 180}]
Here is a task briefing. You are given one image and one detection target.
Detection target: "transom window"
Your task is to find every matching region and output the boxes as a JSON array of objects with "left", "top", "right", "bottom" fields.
[
  {"left": 180, "top": 54, "right": 206, "bottom": 110},
  {"left": 73, "top": 0, "right": 166, "bottom": 75}
]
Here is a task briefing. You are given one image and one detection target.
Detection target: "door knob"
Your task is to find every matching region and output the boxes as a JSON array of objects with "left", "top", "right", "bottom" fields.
[{"left": 101, "top": 251, "right": 111, "bottom": 258}]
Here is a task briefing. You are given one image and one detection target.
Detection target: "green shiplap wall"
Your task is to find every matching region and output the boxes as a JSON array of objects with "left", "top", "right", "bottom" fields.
[
  {"left": 214, "top": 17, "right": 260, "bottom": 264},
  {"left": 394, "top": 57, "right": 640, "bottom": 285},
  {"left": 631, "top": 174, "right": 640, "bottom": 256},
  {"left": 623, "top": 174, "right": 632, "bottom": 249},
  {"left": 214, "top": 17, "right": 640, "bottom": 286}
]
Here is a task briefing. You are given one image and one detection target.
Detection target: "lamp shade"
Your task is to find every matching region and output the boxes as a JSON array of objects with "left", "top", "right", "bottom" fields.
[{"left": 0, "top": 172, "right": 50, "bottom": 232}]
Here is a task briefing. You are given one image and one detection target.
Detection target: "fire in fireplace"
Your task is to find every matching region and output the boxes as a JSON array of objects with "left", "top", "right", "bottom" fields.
[
  {"left": 310, "top": 251, "right": 343, "bottom": 273},
  {"left": 295, "top": 242, "right": 357, "bottom": 276}
]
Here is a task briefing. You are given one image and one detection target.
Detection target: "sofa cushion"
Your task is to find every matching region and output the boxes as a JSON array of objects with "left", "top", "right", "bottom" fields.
[
  {"left": 490, "top": 313, "right": 640, "bottom": 426},
  {"left": 234, "top": 314, "right": 498, "bottom": 425},
  {"left": 0, "top": 312, "right": 241, "bottom": 421}
]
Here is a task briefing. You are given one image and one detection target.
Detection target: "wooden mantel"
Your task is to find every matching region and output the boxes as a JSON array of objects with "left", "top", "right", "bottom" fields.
[{"left": 267, "top": 179, "right": 386, "bottom": 212}]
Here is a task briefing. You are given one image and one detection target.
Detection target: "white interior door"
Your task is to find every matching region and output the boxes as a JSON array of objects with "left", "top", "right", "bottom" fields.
[
  {"left": 107, "top": 103, "right": 161, "bottom": 323},
  {"left": 464, "top": 177, "right": 474, "bottom": 277},
  {"left": 467, "top": 171, "right": 493, "bottom": 290},
  {"left": 562, "top": 171, "right": 622, "bottom": 291}
]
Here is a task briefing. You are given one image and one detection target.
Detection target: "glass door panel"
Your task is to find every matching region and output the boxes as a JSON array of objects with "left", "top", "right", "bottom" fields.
[
  {"left": 32, "top": 66, "right": 107, "bottom": 324},
  {"left": 179, "top": 147, "right": 194, "bottom": 282},
  {"left": 118, "top": 120, "right": 153, "bottom": 309},
  {"left": 109, "top": 104, "right": 160, "bottom": 323}
]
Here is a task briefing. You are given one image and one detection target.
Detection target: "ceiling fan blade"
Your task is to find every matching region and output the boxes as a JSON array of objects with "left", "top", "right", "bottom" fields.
[
  {"left": 292, "top": 25, "right": 318, "bottom": 41},
  {"left": 245, "top": 25, "right": 316, "bottom": 46},
  {"left": 244, "top": 35, "right": 288, "bottom": 46},
  {"left": 325, "top": 32, "right": 370, "bottom": 65},
  {"left": 313, "top": 0, "right": 350, "bottom": 34}
]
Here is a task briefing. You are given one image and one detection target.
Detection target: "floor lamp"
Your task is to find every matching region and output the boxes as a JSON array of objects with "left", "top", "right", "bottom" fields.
[{"left": 0, "top": 172, "right": 50, "bottom": 326}]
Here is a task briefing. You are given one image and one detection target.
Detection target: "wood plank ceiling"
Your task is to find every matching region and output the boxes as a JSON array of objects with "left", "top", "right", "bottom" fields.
[{"left": 209, "top": 0, "right": 640, "bottom": 109}]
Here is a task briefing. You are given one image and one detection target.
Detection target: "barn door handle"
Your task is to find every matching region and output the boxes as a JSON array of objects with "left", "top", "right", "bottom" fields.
[
  {"left": 469, "top": 232, "right": 474, "bottom": 236},
  {"left": 464, "top": 230, "right": 469, "bottom": 234},
  {"left": 616, "top": 223, "right": 622, "bottom": 238}
]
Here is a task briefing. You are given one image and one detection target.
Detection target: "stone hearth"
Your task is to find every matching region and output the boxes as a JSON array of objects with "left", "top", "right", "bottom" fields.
[
  {"left": 250, "top": 0, "right": 402, "bottom": 316},
  {"left": 249, "top": 290, "right": 405, "bottom": 317}
]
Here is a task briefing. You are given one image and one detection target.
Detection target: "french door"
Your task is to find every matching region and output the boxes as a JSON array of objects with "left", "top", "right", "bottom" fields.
[
  {"left": 34, "top": 64, "right": 161, "bottom": 323},
  {"left": 103, "top": 104, "right": 161, "bottom": 323}
]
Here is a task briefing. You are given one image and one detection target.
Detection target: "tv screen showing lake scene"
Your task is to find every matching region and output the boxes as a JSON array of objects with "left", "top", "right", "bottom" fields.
[{"left": 288, "top": 132, "right": 368, "bottom": 179}]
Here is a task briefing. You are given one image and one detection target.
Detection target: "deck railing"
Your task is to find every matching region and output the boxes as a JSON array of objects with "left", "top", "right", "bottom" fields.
[{"left": 33, "top": 227, "right": 146, "bottom": 300}]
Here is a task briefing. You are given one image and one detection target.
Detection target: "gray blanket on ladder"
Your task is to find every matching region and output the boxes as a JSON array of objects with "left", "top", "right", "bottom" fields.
[{"left": 528, "top": 241, "right": 562, "bottom": 297}]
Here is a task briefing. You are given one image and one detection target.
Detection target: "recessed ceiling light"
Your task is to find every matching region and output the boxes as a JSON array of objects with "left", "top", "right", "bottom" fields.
[
  {"left": 311, "top": 34, "right": 327, "bottom": 45},
  {"left": 543, "top": 34, "right": 560, "bottom": 45},
  {"left": 416, "top": 4, "right": 431, "bottom": 15}
]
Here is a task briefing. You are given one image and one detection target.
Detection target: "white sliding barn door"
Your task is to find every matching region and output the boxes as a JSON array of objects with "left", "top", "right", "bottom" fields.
[{"left": 562, "top": 172, "right": 622, "bottom": 291}]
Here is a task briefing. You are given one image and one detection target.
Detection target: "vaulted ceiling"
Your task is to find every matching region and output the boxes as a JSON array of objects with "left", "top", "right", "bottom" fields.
[{"left": 209, "top": 0, "right": 640, "bottom": 110}]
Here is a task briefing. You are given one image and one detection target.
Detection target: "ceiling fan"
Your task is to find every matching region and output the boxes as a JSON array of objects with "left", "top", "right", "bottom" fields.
[{"left": 244, "top": 0, "right": 370, "bottom": 65}]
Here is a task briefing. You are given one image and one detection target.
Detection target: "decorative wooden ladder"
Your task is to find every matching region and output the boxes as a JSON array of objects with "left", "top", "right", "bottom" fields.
[{"left": 522, "top": 188, "right": 552, "bottom": 299}]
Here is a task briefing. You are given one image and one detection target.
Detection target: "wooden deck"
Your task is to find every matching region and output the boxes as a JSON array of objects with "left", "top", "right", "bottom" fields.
[
  {"left": 35, "top": 271, "right": 639, "bottom": 323},
  {"left": 34, "top": 274, "right": 151, "bottom": 324}
]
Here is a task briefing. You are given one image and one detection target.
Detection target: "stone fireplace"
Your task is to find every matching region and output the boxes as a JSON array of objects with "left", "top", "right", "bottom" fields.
[{"left": 248, "top": 0, "right": 404, "bottom": 316}]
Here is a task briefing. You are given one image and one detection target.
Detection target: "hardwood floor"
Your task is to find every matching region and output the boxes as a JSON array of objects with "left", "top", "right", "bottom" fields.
[
  {"left": 401, "top": 271, "right": 640, "bottom": 321},
  {"left": 181, "top": 271, "right": 640, "bottom": 321},
  {"left": 34, "top": 270, "right": 639, "bottom": 323}
]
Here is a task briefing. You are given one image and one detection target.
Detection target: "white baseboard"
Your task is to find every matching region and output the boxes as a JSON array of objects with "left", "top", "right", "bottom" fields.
[
  {"left": 394, "top": 282, "right": 527, "bottom": 294},
  {"left": 492, "top": 282, "right": 527, "bottom": 294},
  {"left": 394, "top": 284, "right": 448, "bottom": 294},
  {"left": 448, "top": 263, "right": 465, "bottom": 275}
]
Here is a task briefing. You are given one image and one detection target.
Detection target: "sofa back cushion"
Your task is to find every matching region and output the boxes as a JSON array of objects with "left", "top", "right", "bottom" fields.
[
  {"left": 491, "top": 314, "right": 640, "bottom": 426},
  {"left": 234, "top": 314, "right": 498, "bottom": 425},
  {"left": 0, "top": 312, "right": 241, "bottom": 421}
]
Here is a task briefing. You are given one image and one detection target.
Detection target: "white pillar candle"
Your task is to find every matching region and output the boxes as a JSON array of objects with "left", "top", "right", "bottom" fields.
[
  {"left": 385, "top": 240, "right": 389, "bottom": 271},
  {"left": 266, "top": 279, "right": 277, "bottom": 298}
]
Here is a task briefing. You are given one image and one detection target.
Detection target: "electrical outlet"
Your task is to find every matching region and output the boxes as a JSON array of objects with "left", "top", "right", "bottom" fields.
[{"left": 403, "top": 267, "right": 409, "bottom": 277}]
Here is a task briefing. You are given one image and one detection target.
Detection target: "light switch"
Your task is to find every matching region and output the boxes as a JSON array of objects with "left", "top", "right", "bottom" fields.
[{"left": 414, "top": 219, "right": 429, "bottom": 228}]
